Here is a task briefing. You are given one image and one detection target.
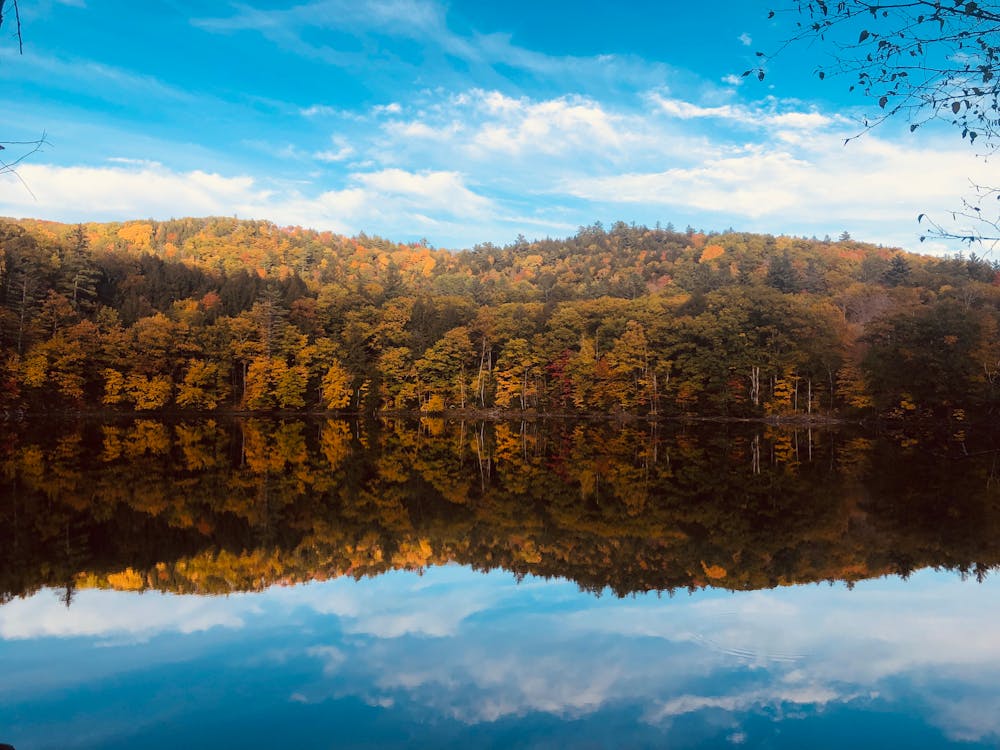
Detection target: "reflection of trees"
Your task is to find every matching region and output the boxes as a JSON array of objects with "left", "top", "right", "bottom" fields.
[{"left": 2, "top": 418, "right": 1000, "bottom": 602}]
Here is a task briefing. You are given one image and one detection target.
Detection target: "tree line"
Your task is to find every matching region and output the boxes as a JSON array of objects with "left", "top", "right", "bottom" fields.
[{"left": 2, "top": 217, "right": 1000, "bottom": 418}]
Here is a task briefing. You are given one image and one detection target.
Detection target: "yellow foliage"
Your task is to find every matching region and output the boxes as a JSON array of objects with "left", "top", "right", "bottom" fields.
[
  {"left": 126, "top": 373, "right": 173, "bottom": 410},
  {"left": 21, "top": 352, "right": 48, "bottom": 388},
  {"left": 422, "top": 394, "right": 446, "bottom": 413},
  {"left": 118, "top": 222, "right": 153, "bottom": 248},
  {"left": 106, "top": 568, "right": 146, "bottom": 591},
  {"left": 102, "top": 369, "right": 127, "bottom": 405},
  {"left": 321, "top": 361, "right": 353, "bottom": 409}
]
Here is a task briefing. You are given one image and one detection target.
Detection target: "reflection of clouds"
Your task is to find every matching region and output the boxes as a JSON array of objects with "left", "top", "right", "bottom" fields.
[
  {"left": 923, "top": 692, "right": 1000, "bottom": 743},
  {"left": 643, "top": 686, "right": 864, "bottom": 723},
  {"left": 563, "top": 579, "right": 1000, "bottom": 742},
  {"left": 0, "top": 589, "right": 260, "bottom": 640},
  {"left": 5, "top": 569, "right": 1000, "bottom": 745},
  {"left": 274, "top": 566, "right": 519, "bottom": 638},
  {"left": 574, "top": 582, "right": 1000, "bottom": 683},
  {"left": 291, "top": 571, "right": 1000, "bottom": 740}
]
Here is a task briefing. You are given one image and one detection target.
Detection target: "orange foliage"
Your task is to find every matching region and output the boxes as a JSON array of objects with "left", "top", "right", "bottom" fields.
[{"left": 699, "top": 244, "right": 725, "bottom": 263}]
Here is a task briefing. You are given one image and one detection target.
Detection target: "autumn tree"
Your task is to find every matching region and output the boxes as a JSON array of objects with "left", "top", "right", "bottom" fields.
[
  {"left": 320, "top": 360, "right": 353, "bottom": 410},
  {"left": 493, "top": 338, "right": 538, "bottom": 409},
  {"left": 414, "top": 326, "right": 475, "bottom": 409}
]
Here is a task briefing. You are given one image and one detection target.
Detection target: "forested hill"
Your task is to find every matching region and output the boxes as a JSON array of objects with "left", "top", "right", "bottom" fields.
[{"left": 1, "top": 216, "right": 998, "bottom": 417}]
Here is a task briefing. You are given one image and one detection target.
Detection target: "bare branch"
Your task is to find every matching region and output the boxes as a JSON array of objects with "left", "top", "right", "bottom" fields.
[
  {"left": 0, "top": 0, "right": 24, "bottom": 54},
  {"left": 0, "top": 133, "right": 49, "bottom": 199},
  {"left": 762, "top": 1, "right": 1000, "bottom": 248}
]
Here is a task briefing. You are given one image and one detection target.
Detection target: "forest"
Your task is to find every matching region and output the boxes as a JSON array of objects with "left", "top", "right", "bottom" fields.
[
  {"left": 2, "top": 216, "right": 999, "bottom": 418},
  {"left": 2, "top": 418, "right": 998, "bottom": 603}
]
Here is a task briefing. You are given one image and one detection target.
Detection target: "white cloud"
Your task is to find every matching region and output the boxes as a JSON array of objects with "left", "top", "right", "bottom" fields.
[
  {"left": 0, "top": 162, "right": 497, "bottom": 243},
  {"left": 650, "top": 93, "right": 833, "bottom": 130},
  {"left": 312, "top": 136, "right": 356, "bottom": 162},
  {"left": 384, "top": 118, "right": 463, "bottom": 140},
  {"left": 313, "top": 147, "right": 356, "bottom": 162},
  {"left": 768, "top": 111, "right": 832, "bottom": 128},
  {"left": 353, "top": 168, "right": 492, "bottom": 216},
  {"left": 373, "top": 102, "right": 403, "bottom": 115},
  {"left": 106, "top": 157, "right": 162, "bottom": 167},
  {"left": 0, "top": 163, "right": 269, "bottom": 218},
  {"left": 468, "top": 91, "right": 628, "bottom": 156},
  {"left": 559, "top": 122, "right": 993, "bottom": 247},
  {"left": 300, "top": 104, "right": 342, "bottom": 118},
  {"left": 739, "top": 32, "right": 753, "bottom": 47}
]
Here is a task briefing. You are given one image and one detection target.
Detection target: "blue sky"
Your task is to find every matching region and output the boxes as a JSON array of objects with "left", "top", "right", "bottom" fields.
[{"left": 0, "top": 0, "right": 990, "bottom": 251}]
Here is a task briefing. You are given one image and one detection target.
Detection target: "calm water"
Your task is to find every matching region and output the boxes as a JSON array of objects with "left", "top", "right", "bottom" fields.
[{"left": 2, "top": 418, "right": 999, "bottom": 749}]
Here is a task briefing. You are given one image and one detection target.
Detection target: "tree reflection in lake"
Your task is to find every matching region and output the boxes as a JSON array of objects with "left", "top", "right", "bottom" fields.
[{"left": 2, "top": 417, "right": 998, "bottom": 602}]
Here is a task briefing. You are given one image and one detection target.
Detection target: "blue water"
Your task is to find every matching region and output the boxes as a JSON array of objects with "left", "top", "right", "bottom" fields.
[{"left": 2, "top": 566, "right": 998, "bottom": 749}]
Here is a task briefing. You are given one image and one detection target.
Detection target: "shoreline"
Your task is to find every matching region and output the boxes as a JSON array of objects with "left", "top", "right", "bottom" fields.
[{"left": 0, "top": 405, "right": 908, "bottom": 428}]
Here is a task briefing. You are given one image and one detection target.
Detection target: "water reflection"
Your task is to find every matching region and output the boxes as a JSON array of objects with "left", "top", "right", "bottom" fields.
[
  {"left": 1, "top": 418, "right": 999, "bottom": 601},
  {"left": 2, "top": 569, "right": 999, "bottom": 749},
  {"left": 3, "top": 419, "right": 1000, "bottom": 749}
]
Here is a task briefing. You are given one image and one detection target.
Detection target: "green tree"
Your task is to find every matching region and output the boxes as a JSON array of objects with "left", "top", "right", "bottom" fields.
[{"left": 863, "top": 301, "right": 982, "bottom": 411}]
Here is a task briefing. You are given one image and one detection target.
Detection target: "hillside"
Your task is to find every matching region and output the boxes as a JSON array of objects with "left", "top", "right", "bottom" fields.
[{"left": 1, "top": 216, "right": 998, "bottom": 417}]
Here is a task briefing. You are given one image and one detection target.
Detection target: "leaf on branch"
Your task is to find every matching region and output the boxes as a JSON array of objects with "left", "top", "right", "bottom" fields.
[
  {"left": 859, "top": 29, "right": 870, "bottom": 43},
  {"left": 879, "top": 95, "right": 888, "bottom": 108},
  {"left": 953, "top": 101, "right": 962, "bottom": 113}
]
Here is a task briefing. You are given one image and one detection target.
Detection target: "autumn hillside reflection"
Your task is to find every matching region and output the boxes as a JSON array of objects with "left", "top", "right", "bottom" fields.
[{"left": 2, "top": 418, "right": 999, "bottom": 603}]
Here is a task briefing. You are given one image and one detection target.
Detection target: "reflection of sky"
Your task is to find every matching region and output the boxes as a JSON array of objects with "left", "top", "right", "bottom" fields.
[{"left": 2, "top": 567, "right": 999, "bottom": 749}]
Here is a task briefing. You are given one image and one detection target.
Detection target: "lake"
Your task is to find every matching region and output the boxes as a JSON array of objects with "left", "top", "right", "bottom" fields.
[{"left": 2, "top": 417, "right": 999, "bottom": 749}]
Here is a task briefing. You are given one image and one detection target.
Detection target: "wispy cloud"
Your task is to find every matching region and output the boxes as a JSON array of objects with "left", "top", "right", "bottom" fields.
[
  {"left": 650, "top": 92, "right": 834, "bottom": 130},
  {"left": 0, "top": 51, "right": 196, "bottom": 104},
  {"left": 192, "top": 0, "right": 676, "bottom": 96}
]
